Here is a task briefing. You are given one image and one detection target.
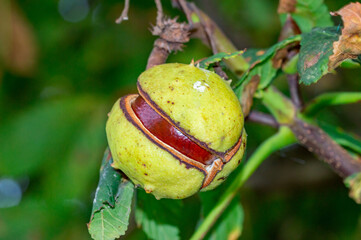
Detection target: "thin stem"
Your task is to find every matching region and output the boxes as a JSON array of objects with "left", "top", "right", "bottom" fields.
[
  {"left": 247, "top": 111, "right": 279, "bottom": 128},
  {"left": 173, "top": 1, "right": 250, "bottom": 75},
  {"left": 287, "top": 74, "right": 303, "bottom": 109},
  {"left": 188, "top": 6, "right": 229, "bottom": 79},
  {"left": 146, "top": 0, "right": 168, "bottom": 69},
  {"left": 155, "top": 0, "right": 163, "bottom": 25},
  {"left": 146, "top": 41, "right": 169, "bottom": 70},
  {"left": 115, "top": 0, "right": 130, "bottom": 24},
  {"left": 303, "top": 92, "right": 361, "bottom": 117},
  {"left": 261, "top": 86, "right": 296, "bottom": 124},
  {"left": 211, "top": 25, "right": 250, "bottom": 76},
  {"left": 190, "top": 127, "right": 296, "bottom": 240}
]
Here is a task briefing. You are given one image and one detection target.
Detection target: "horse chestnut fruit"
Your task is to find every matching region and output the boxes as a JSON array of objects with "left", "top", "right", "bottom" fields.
[{"left": 106, "top": 63, "right": 246, "bottom": 199}]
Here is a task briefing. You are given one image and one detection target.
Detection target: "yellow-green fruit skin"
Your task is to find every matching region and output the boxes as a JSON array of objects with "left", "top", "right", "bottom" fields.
[
  {"left": 138, "top": 63, "right": 244, "bottom": 153},
  {"left": 106, "top": 63, "right": 246, "bottom": 199},
  {"left": 201, "top": 131, "right": 247, "bottom": 191},
  {"left": 106, "top": 99, "right": 205, "bottom": 199}
]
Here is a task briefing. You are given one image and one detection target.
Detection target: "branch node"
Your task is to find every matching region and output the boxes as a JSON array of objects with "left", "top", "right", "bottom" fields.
[{"left": 146, "top": 2, "right": 190, "bottom": 69}]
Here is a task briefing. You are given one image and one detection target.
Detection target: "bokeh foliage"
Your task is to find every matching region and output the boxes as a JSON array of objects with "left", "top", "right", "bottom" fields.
[{"left": 1, "top": 0, "right": 361, "bottom": 239}]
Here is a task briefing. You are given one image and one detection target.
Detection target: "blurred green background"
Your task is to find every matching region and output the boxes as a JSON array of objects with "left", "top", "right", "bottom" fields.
[{"left": 0, "top": 0, "right": 360, "bottom": 239}]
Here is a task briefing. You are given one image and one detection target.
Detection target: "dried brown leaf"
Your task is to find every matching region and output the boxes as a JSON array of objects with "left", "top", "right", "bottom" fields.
[
  {"left": 329, "top": 2, "right": 361, "bottom": 70},
  {"left": 272, "top": 41, "right": 299, "bottom": 69},
  {"left": 278, "top": 0, "right": 296, "bottom": 14},
  {"left": 278, "top": 15, "right": 302, "bottom": 41},
  {"left": 273, "top": 15, "right": 301, "bottom": 69},
  {"left": 241, "top": 75, "right": 260, "bottom": 117}
]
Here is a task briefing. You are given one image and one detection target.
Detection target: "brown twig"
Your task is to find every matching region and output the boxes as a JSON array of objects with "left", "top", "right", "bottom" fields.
[
  {"left": 115, "top": 0, "right": 130, "bottom": 24},
  {"left": 173, "top": 0, "right": 230, "bottom": 79},
  {"left": 263, "top": 87, "right": 361, "bottom": 179},
  {"left": 276, "top": 15, "right": 303, "bottom": 109},
  {"left": 146, "top": 1, "right": 190, "bottom": 69},
  {"left": 155, "top": 0, "right": 163, "bottom": 25},
  {"left": 172, "top": 0, "right": 209, "bottom": 45},
  {"left": 192, "top": 6, "right": 218, "bottom": 53},
  {"left": 246, "top": 111, "right": 279, "bottom": 128},
  {"left": 287, "top": 74, "right": 303, "bottom": 109},
  {"left": 290, "top": 118, "right": 361, "bottom": 178},
  {"left": 190, "top": 5, "right": 229, "bottom": 79}
]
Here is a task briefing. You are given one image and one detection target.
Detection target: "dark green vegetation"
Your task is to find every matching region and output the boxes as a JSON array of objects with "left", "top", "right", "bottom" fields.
[{"left": 1, "top": 0, "right": 361, "bottom": 239}]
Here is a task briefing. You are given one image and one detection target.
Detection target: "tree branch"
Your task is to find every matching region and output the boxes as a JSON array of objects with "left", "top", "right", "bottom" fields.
[
  {"left": 290, "top": 118, "right": 361, "bottom": 178},
  {"left": 115, "top": 0, "right": 130, "bottom": 24}
]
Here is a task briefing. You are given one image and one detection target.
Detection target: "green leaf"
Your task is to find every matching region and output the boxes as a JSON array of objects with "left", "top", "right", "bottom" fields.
[
  {"left": 199, "top": 164, "right": 246, "bottom": 240},
  {"left": 191, "top": 13, "right": 200, "bottom": 23},
  {"left": 0, "top": 96, "right": 97, "bottom": 176},
  {"left": 91, "top": 149, "right": 122, "bottom": 213},
  {"left": 344, "top": 172, "right": 361, "bottom": 204},
  {"left": 340, "top": 59, "right": 361, "bottom": 69},
  {"left": 242, "top": 48, "right": 266, "bottom": 65},
  {"left": 298, "top": 27, "right": 340, "bottom": 85},
  {"left": 208, "top": 198, "right": 243, "bottom": 240},
  {"left": 135, "top": 190, "right": 183, "bottom": 240},
  {"left": 88, "top": 181, "right": 135, "bottom": 240},
  {"left": 280, "top": 0, "right": 333, "bottom": 33},
  {"left": 43, "top": 104, "right": 107, "bottom": 202},
  {"left": 352, "top": 55, "right": 361, "bottom": 66},
  {"left": 88, "top": 149, "right": 135, "bottom": 240},
  {"left": 233, "top": 35, "right": 301, "bottom": 97},
  {"left": 198, "top": 51, "right": 244, "bottom": 70},
  {"left": 318, "top": 121, "right": 361, "bottom": 155},
  {"left": 283, "top": 53, "right": 299, "bottom": 74},
  {"left": 200, "top": 192, "right": 244, "bottom": 240},
  {"left": 304, "top": 92, "right": 361, "bottom": 116}
]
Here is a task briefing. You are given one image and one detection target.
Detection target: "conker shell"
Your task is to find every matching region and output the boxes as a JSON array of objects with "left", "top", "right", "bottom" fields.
[
  {"left": 106, "top": 63, "right": 247, "bottom": 199},
  {"left": 137, "top": 63, "right": 244, "bottom": 153},
  {"left": 106, "top": 97, "right": 205, "bottom": 199}
]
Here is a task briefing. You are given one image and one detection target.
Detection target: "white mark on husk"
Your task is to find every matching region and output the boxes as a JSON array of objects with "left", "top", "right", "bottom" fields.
[{"left": 193, "top": 81, "right": 209, "bottom": 92}]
